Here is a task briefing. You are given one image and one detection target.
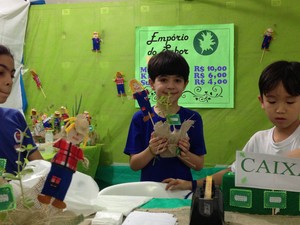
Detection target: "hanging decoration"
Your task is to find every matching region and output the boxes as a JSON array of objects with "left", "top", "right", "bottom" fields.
[
  {"left": 30, "top": 70, "right": 47, "bottom": 98},
  {"left": 260, "top": 28, "right": 274, "bottom": 63}
]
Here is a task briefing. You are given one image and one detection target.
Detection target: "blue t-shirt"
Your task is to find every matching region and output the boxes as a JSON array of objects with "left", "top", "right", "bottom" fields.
[
  {"left": 124, "top": 107, "right": 206, "bottom": 182},
  {"left": 0, "top": 108, "right": 37, "bottom": 174}
]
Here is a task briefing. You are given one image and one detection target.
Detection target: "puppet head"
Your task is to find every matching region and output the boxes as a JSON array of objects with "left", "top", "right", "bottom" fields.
[
  {"left": 129, "top": 79, "right": 144, "bottom": 93},
  {"left": 64, "top": 114, "right": 89, "bottom": 144},
  {"left": 265, "top": 28, "right": 273, "bottom": 37},
  {"left": 93, "top": 31, "right": 99, "bottom": 38},
  {"left": 31, "top": 108, "right": 37, "bottom": 116},
  {"left": 54, "top": 111, "right": 61, "bottom": 118},
  {"left": 116, "top": 71, "right": 123, "bottom": 78},
  {"left": 60, "top": 106, "right": 68, "bottom": 114}
]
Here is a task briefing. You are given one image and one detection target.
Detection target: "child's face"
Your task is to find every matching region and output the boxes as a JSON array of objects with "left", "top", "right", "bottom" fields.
[
  {"left": 0, "top": 55, "right": 15, "bottom": 104},
  {"left": 259, "top": 82, "right": 300, "bottom": 131},
  {"left": 149, "top": 75, "right": 188, "bottom": 105}
]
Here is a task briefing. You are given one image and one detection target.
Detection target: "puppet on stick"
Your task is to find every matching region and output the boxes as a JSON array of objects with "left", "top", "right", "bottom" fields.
[
  {"left": 129, "top": 79, "right": 154, "bottom": 123},
  {"left": 260, "top": 28, "right": 274, "bottom": 63},
  {"left": 30, "top": 70, "right": 46, "bottom": 98},
  {"left": 37, "top": 114, "right": 89, "bottom": 209},
  {"left": 92, "top": 31, "right": 103, "bottom": 53}
]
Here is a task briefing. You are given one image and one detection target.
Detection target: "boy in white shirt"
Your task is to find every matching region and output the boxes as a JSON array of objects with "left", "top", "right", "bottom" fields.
[{"left": 163, "top": 60, "right": 300, "bottom": 191}]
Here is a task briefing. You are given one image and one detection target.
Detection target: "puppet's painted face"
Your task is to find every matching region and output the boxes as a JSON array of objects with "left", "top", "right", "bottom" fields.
[
  {"left": 133, "top": 82, "right": 142, "bottom": 92},
  {"left": 66, "top": 128, "right": 84, "bottom": 144},
  {"left": 93, "top": 32, "right": 99, "bottom": 38},
  {"left": 266, "top": 28, "right": 273, "bottom": 37}
]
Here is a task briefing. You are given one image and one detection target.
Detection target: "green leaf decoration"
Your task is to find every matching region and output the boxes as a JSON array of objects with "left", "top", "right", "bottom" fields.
[
  {"left": 239, "top": 151, "right": 246, "bottom": 157},
  {"left": 241, "top": 176, "right": 248, "bottom": 184},
  {"left": 2, "top": 173, "right": 19, "bottom": 180},
  {"left": 19, "top": 168, "right": 34, "bottom": 176}
]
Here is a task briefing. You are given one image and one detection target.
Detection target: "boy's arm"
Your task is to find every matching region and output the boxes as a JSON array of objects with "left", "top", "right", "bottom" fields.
[
  {"left": 28, "top": 150, "right": 44, "bottom": 161},
  {"left": 129, "top": 135, "right": 168, "bottom": 171},
  {"left": 177, "top": 137, "right": 204, "bottom": 170},
  {"left": 129, "top": 147, "right": 156, "bottom": 171},
  {"left": 163, "top": 167, "right": 231, "bottom": 191}
]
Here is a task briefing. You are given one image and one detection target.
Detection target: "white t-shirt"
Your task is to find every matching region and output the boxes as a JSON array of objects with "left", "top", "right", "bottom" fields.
[{"left": 231, "top": 125, "right": 300, "bottom": 172}]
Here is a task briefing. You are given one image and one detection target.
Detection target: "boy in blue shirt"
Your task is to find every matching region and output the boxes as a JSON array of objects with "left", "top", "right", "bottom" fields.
[{"left": 124, "top": 50, "right": 206, "bottom": 182}]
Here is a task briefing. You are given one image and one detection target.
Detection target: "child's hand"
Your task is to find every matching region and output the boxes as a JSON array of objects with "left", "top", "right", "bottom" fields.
[
  {"left": 149, "top": 133, "right": 168, "bottom": 155},
  {"left": 177, "top": 137, "right": 190, "bottom": 156}
]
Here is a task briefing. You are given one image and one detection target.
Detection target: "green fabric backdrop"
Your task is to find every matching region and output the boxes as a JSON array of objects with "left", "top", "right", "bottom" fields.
[{"left": 23, "top": 0, "right": 300, "bottom": 167}]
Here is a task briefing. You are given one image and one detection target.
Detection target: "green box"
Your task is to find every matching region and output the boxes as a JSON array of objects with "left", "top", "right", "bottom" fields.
[{"left": 222, "top": 172, "right": 300, "bottom": 215}]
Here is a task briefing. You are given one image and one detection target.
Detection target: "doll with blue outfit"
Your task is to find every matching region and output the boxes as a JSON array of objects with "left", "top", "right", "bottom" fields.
[{"left": 38, "top": 114, "right": 89, "bottom": 209}]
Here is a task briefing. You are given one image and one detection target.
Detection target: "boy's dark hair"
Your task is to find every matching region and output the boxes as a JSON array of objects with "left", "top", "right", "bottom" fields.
[
  {"left": 0, "top": 44, "right": 13, "bottom": 59},
  {"left": 259, "top": 60, "right": 300, "bottom": 97},
  {"left": 147, "top": 50, "right": 189, "bottom": 82}
]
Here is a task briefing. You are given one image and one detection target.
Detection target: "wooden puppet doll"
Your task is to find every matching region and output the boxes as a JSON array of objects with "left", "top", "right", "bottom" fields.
[
  {"left": 37, "top": 114, "right": 89, "bottom": 209},
  {"left": 261, "top": 28, "right": 273, "bottom": 50},
  {"left": 114, "top": 71, "right": 126, "bottom": 97},
  {"left": 129, "top": 79, "right": 154, "bottom": 122},
  {"left": 92, "top": 31, "right": 102, "bottom": 52}
]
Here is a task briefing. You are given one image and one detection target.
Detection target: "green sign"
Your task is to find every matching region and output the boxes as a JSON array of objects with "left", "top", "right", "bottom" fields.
[
  {"left": 230, "top": 188, "right": 252, "bottom": 208},
  {"left": 236, "top": 151, "right": 300, "bottom": 192},
  {"left": 0, "top": 184, "right": 16, "bottom": 212},
  {"left": 135, "top": 24, "right": 234, "bottom": 108},
  {"left": 264, "top": 191, "right": 286, "bottom": 209},
  {"left": 166, "top": 114, "right": 181, "bottom": 125}
]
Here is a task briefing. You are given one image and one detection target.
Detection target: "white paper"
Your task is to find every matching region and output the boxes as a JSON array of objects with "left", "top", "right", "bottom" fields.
[
  {"left": 93, "top": 195, "right": 152, "bottom": 216},
  {"left": 91, "top": 211, "right": 123, "bottom": 225},
  {"left": 122, "top": 211, "right": 177, "bottom": 225}
]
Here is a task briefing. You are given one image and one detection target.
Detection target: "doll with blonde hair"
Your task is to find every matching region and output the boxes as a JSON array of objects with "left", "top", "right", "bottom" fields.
[{"left": 38, "top": 114, "right": 89, "bottom": 209}]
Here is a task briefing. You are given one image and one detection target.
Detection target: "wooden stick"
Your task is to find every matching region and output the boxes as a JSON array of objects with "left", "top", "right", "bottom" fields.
[
  {"left": 204, "top": 175, "right": 213, "bottom": 199},
  {"left": 260, "top": 49, "right": 265, "bottom": 63},
  {"left": 40, "top": 87, "right": 47, "bottom": 98},
  {"left": 148, "top": 111, "right": 155, "bottom": 127}
]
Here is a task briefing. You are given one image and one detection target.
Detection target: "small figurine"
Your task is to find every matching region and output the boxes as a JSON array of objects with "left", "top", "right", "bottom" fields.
[
  {"left": 41, "top": 113, "right": 52, "bottom": 129},
  {"left": 60, "top": 106, "right": 69, "bottom": 125},
  {"left": 113, "top": 72, "right": 126, "bottom": 97},
  {"left": 37, "top": 114, "right": 89, "bottom": 209},
  {"left": 92, "top": 31, "right": 102, "bottom": 52},
  {"left": 261, "top": 28, "right": 273, "bottom": 50},
  {"left": 129, "top": 79, "right": 154, "bottom": 122},
  {"left": 260, "top": 28, "right": 274, "bottom": 63},
  {"left": 83, "top": 110, "right": 91, "bottom": 125},
  {"left": 53, "top": 111, "right": 61, "bottom": 134},
  {"left": 30, "top": 108, "right": 39, "bottom": 129},
  {"left": 30, "top": 70, "right": 47, "bottom": 98}
]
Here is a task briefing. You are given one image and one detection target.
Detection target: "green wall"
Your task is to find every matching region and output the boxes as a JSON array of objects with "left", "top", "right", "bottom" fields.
[{"left": 23, "top": 0, "right": 300, "bottom": 167}]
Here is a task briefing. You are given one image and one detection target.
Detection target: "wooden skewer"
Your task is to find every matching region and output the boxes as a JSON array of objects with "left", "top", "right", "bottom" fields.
[
  {"left": 260, "top": 49, "right": 265, "bottom": 63},
  {"left": 204, "top": 175, "right": 213, "bottom": 199}
]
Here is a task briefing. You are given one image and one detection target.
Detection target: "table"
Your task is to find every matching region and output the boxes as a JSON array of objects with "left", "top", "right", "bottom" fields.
[
  {"left": 41, "top": 144, "right": 101, "bottom": 178},
  {"left": 78, "top": 196, "right": 300, "bottom": 225},
  {"left": 139, "top": 199, "right": 300, "bottom": 225}
]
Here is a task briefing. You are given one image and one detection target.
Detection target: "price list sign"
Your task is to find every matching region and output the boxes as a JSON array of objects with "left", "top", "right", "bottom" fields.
[{"left": 135, "top": 24, "right": 234, "bottom": 108}]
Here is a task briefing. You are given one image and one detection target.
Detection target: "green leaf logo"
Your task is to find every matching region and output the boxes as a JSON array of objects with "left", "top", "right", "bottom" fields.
[{"left": 193, "top": 30, "right": 218, "bottom": 55}]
